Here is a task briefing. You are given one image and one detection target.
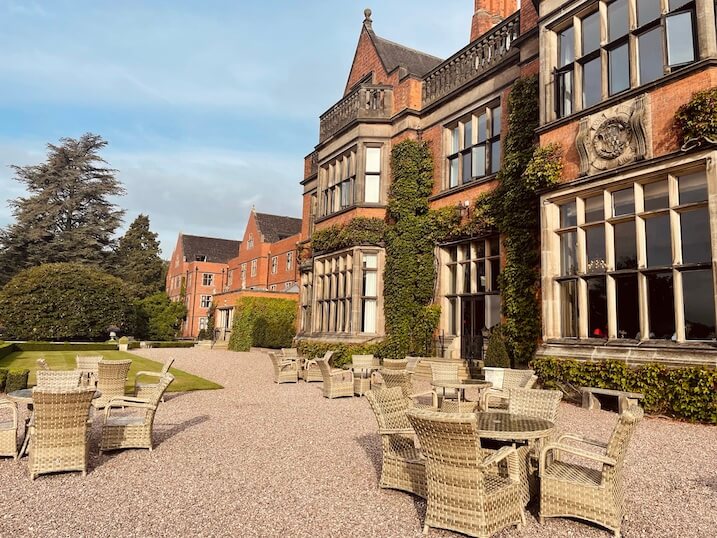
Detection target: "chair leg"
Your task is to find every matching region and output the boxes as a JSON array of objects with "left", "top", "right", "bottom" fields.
[{"left": 422, "top": 524, "right": 430, "bottom": 535}]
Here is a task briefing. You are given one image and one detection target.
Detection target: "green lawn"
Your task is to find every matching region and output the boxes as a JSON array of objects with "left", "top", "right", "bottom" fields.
[{"left": 0, "top": 350, "right": 223, "bottom": 393}]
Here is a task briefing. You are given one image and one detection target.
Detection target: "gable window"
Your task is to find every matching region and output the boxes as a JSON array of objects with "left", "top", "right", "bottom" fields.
[
  {"left": 553, "top": 0, "right": 696, "bottom": 118},
  {"left": 250, "top": 259, "right": 257, "bottom": 277},
  {"left": 247, "top": 234, "right": 254, "bottom": 250},
  {"left": 286, "top": 251, "right": 293, "bottom": 271},
  {"left": 202, "top": 273, "right": 214, "bottom": 287},
  {"left": 240, "top": 264, "right": 247, "bottom": 289},
  {"left": 446, "top": 103, "right": 501, "bottom": 190},
  {"left": 364, "top": 147, "right": 381, "bottom": 203},
  {"left": 320, "top": 148, "right": 356, "bottom": 217},
  {"left": 200, "top": 295, "right": 211, "bottom": 308},
  {"left": 271, "top": 256, "right": 278, "bottom": 274}
]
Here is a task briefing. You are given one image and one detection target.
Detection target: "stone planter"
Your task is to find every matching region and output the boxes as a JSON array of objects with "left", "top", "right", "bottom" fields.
[
  {"left": 118, "top": 343, "right": 129, "bottom": 352},
  {"left": 483, "top": 367, "right": 505, "bottom": 390}
]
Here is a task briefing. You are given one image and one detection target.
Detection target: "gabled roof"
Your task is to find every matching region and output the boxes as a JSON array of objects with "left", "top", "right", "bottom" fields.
[
  {"left": 254, "top": 213, "right": 302, "bottom": 243},
  {"left": 370, "top": 33, "right": 443, "bottom": 78},
  {"left": 182, "top": 235, "right": 240, "bottom": 263}
]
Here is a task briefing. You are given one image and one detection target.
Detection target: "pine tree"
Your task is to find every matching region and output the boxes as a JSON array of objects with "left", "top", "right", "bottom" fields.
[
  {"left": 0, "top": 133, "right": 125, "bottom": 285},
  {"left": 113, "top": 214, "right": 164, "bottom": 297}
]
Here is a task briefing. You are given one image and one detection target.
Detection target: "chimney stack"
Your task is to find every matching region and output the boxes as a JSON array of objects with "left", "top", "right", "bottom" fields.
[{"left": 471, "top": 0, "right": 518, "bottom": 42}]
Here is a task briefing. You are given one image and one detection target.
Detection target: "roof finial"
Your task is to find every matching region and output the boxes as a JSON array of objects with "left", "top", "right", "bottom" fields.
[{"left": 364, "top": 8, "right": 372, "bottom": 30}]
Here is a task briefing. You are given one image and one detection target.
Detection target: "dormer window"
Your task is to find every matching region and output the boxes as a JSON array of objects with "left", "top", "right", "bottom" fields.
[{"left": 195, "top": 255, "right": 207, "bottom": 262}]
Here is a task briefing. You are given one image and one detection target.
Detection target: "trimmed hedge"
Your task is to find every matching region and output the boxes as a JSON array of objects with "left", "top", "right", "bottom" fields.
[
  {"left": 146, "top": 341, "right": 195, "bottom": 349},
  {"left": 0, "top": 368, "right": 7, "bottom": 391},
  {"left": 4, "top": 369, "right": 29, "bottom": 392},
  {"left": 0, "top": 344, "right": 16, "bottom": 361},
  {"left": 228, "top": 297, "right": 297, "bottom": 352},
  {"left": 296, "top": 340, "right": 385, "bottom": 369},
  {"left": 532, "top": 357, "right": 717, "bottom": 424},
  {"left": 14, "top": 342, "right": 119, "bottom": 352}
]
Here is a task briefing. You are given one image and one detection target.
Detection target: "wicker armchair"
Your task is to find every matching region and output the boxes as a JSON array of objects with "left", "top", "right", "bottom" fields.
[
  {"left": 281, "top": 348, "right": 299, "bottom": 357},
  {"left": 351, "top": 354, "right": 377, "bottom": 396},
  {"left": 539, "top": 405, "right": 644, "bottom": 538},
  {"left": 35, "top": 370, "right": 82, "bottom": 391},
  {"left": 304, "top": 351, "right": 333, "bottom": 383},
  {"left": 406, "top": 408, "right": 525, "bottom": 537},
  {"left": 316, "top": 358, "right": 353, "bottom": 398},
  {"left": 0, "top": 399, "right": 18, "bottom": 459},
  {"left": 135, "top": 358, "right": 175, "bottom": 401},
  {"left": 36, "top": 358, "right": 50, "bottom": 371},
  {"left": 268, "top": 352, "right": 299, "bottom": 384},
  {"left": 92, "top": 359, "right": 132, "bottom": 409},
  {"left": 379, "top": 369, "right": 435, "bottom": 409},
  {"left": 430, "top": 362, "right": 460, "bottom": 403},
  {"left": 100, "top": 373, "right": 174, "bottom": 453},
  {"left": 27, "top": 388, "right": 95, "bottom": 479},
  {"left": 382, "top": 358, "right": 408, "bottom": 371},
  {"left": 76, "top": 355, "right": 103, "bottom": 387},
  {"left": 365, "top": 387, "right": 426, "bottom": 498},
  {"left": 483, "top": 369, "right": 537, "bottom": 410}
]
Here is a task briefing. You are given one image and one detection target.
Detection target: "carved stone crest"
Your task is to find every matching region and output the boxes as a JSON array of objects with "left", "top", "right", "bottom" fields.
[{"left": 576, "top": 94, "right": 650, "bottom": 176}]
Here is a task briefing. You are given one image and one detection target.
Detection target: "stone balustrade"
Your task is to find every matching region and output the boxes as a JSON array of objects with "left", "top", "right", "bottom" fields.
[{"left": 319, "top": 84, "right": 393, "bottom": 142}]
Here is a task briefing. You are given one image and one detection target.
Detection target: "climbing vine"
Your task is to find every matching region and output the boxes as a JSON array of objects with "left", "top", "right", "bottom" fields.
[
  {"left": 675, "top": 86, "right": 717, "bottom": 150},
  {"left": 310, "top": 217, "right": 386, "bottom": 255}
]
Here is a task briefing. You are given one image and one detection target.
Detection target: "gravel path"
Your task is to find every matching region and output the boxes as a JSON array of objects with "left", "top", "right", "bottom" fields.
[{"left": 1, "top": 348, "right": 715, "bottom": 537}]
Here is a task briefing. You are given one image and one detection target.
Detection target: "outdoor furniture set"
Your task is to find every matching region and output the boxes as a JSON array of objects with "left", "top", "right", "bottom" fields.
[
  {"left": 0, "top": 356, "right": 174, "bottom": 480},
  {"left": 366, "top": 361, "right": 643, "bottom": 538}
]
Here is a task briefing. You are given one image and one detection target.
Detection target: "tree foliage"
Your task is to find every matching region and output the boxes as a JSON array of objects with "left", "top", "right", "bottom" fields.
[
  {"left": 135, "top": 292, "right": 187, "bottom": 341},
  {"left": 0, "top": 133, "right": 125, "bottom": 285},
  {"left": 0, "top": 263, "right": 134, "bottom": 341},
  {"left": 675, "top": 86, "right": 717, "bottom": 148},
  {"left": 112, "top": 214, "right": 164, "bottom": 297}
]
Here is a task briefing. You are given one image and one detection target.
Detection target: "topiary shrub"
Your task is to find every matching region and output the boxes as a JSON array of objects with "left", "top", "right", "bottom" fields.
[
  {"left": 675, "top": 86, "right": 717, "bottom": 149},
  {"left": 0, "top": 263, "right": 135, "bottom": 341},
  {"left": 484, "top": 324, "right": 510, "bottom": 368},
  {"left": 228, "top": 297, "right": 297, "bottom": 352},
  {"left": 5, "top": 369, "right": 29, "bottom": 393}
]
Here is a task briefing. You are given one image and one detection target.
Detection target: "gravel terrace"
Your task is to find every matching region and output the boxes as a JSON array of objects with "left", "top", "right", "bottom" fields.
[{"left": 1, "top": 348, "right": 716, "bottom": 538}]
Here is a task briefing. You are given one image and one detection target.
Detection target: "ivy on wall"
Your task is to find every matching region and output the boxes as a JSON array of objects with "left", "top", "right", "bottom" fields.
[
  {"left": 310, "top": 217, "right": 386, "bottom": 255},
  {"left": 675, "top": 86, "right": 717, "bottom": 150},
  {"left": 228, "top": 296, "right": 296, "bottom": 351}
]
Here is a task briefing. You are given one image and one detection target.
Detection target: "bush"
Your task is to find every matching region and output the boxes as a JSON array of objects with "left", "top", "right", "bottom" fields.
[
  {"left": 484, "top": 325, "right": 510, "bottom": 368},
  {"left": 5, "top": 369, "right": 29, "bottom": 393},
  {"left": 296, "top": 340, "right": 385, "bottom": 369},
  {"left": 228, "top": 297, "right": 297, "bottom": 352},
  {"left": 531, "top": 357, "right": 717, "bottom": 423},
  {"left": 0, "top": 368, "right": 7, "bottom": 392},
  {"left": 0, "top": 263, "right": 135, "bottom": 341},
  {"left": 135, "top": 292, "right": 187, "bottom": 341},
  {"left": 197, "top": 329, "right": 210, "bottom": 340}
]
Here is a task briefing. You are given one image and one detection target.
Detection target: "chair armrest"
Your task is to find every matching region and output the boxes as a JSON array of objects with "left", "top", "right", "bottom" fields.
[
  {"left": 540, "top": 443, "right": 616, "bottom": 475},
  {"left": 556, "top": 433, "right": 609, "bottom": 448},
  {"left": 135, "top": 371, "right": 163, "bottom": 382},
  {"left": 279, "top": 361, "right": 297, "bottom": 371},
  {"left": 331, "top": 369, "right": 353, "bottom": 381},
  {"left": 0, "top": 400, "right": 18, "bottom": 426},
  {"left": 481, "top": 446, "right": 520, "bottom": 482},
  {"left": 409, "top": 390, "right": 434, "bottom": 399},
  {"left": 378, "top": 428, "right": 415, "bottom": 436},
  {"left": 481, "top": 388, "right": 509, "bottom": 409},
  {"left": 104, "top": 397, "right": 157, "bottom": 420}
]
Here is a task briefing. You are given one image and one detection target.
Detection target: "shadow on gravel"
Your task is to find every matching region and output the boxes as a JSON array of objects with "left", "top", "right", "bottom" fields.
[{"left": 154, "top": 414, "right": 210, "bottom": 446}]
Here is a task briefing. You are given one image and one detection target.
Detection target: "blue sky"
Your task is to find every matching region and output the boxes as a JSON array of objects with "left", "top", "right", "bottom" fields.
[{"left": 0, "top": 0, "right": 472, "bottom": 256}]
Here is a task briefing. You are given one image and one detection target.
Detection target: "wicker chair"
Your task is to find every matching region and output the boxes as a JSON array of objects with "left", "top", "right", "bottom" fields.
[
  {"left": 430, "top": 362, "right": 460, "bottom": 403},
  {"left": 268, "top": 352, "right": 299, "bottom": 384},
  {"left": 316, "top": 358, "right": 353, "bottom": 398},
  {"left": 76, "top": 355, "right": 103, "bottom": 387},
  {"left": 406, "top": 407, "right": 525, "bottom": 537},
  {"left": 281, "top": 348, "right": 299, "bottom": 357},
  {"left": 379, "top": 369, "right": 435, "bottom": 409},
  {"left": 365, "top": 387, "right": 426, "bottom": 498},
  {"left": 27, "top": 388, "right": 95, "bottom": 479},
  {"left": 135, "top": 358, "right": 175, "bottom": 401},
  {"left": 539, "top": 405, "right": 644, "bottom": 538},
  {"left": 351, "top": 354, "right": 377, "bottom": 396},
  {"left": 382, "top": 358, "right": 408, "bottom": 371},
  {"left": 92, "top": 359, "right": 132, "bottom": 409},
  {"left": 100, "top": 373, "right": 174, "bottom": 453},
  {"left": 35, "top": 370, "right": 82, "bottom": 391},
  {"left": 483, "top": 369, "right": 538, "bottom": 410},
  {"left": 0, "top": 399, "right": 18, "bottom": 459},
  {"left": 36, "top": 358, "right": 50, "bottom": 371},
  {"left": 304, "top": 351, "right": 333, "bottom": 383}
]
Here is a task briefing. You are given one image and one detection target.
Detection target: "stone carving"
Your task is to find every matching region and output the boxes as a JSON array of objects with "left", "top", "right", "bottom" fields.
[{"left": 576, "top": 94, "right": 650, "bottom": 176}]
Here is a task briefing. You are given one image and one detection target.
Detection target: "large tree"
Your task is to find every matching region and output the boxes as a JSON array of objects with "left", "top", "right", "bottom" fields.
[
  {"left": 0, "top": 133, "right": 125, "bottom": 285},
  {"left": 113, "top": 214, "right": 164, "bottom": 297}
]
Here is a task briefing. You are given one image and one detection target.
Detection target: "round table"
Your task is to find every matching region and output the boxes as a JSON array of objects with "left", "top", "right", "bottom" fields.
[
  {"left": 475, "top": 412, "right": 555, "bottom": 442},
  {"left": 431, "top": 379, "right": 493, "bottom": 411},
  {"left": 346, "top": 362, "right": 381, "bottom": 396}
]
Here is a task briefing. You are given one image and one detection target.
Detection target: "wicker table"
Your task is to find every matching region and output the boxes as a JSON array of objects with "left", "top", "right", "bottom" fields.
[
  {"left": 7, "top": 389, "right": 101, "bottom": 457},
  {"left": 431, "top": 379, "right": 493, "bottom": 412},
  {"left": 475, "top": 412, "right": 554, "bottom": 442},
  {"left": 346, "top": 361, "right": 380, "bottom": 396}
]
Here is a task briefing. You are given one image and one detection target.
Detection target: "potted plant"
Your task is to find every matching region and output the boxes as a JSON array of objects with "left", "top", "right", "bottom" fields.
[{"left": 118, "top": 336, "right": 129, "bottom": 352}]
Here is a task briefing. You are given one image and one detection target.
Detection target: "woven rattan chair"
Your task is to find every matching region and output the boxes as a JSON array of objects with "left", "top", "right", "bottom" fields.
[
  {"left": 281, "top": 348, "right": 299, "bottom": 357},
  {"left": 35, "top": 369, "right": 82, "bottom": 391},
  {"left": 379, "top": 369, "right": 435, "bottom": 409},
  {"left": 406, "top": 407, "right": 525, "bottom": 537},
  {"left": 0, "top": 399, "right": 18, "bottom": 459},
  {"left": 539, "top": 405, "right": 644, "bottom": 538},
  {"left": 76, "top": 355, "right": 103, "bottom": 387},
  {"left": 27, "top": 388, "right": 95, "bottom": 479},
  {"left": 316, "top": 357, "right": 353, "bottom": 398},
  {"left": 92, "top": 359, "right": 132, "bottom": 409},
  {"left": 430, "top": 362, "right": 460, "bottom": 404},
  {"left": 351, "top": 354, "right": 377, "bottom": 396},
  {"left": 483, "top": 369, "right": 538, "bottom": 410},
  {"left": 382, "top": 358, "right": 408, "bottom": 371},
  {"left": 268, "top": 352, "right": 299, "bottom": 384},
  {"left": 365, "top": 387, "right": 426, "bottom": 498},
  {"left": 36, "top": 358, "right": 50, "bottom": 371},
  {"left": 100, "top": 373, "right": 174, "bottom": 453},
  {"left": 304, "top": 351, "right": 333, "bottom": 383},
  {"left": 135, "top": 358, "right": 175, "bottom": 401}
]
